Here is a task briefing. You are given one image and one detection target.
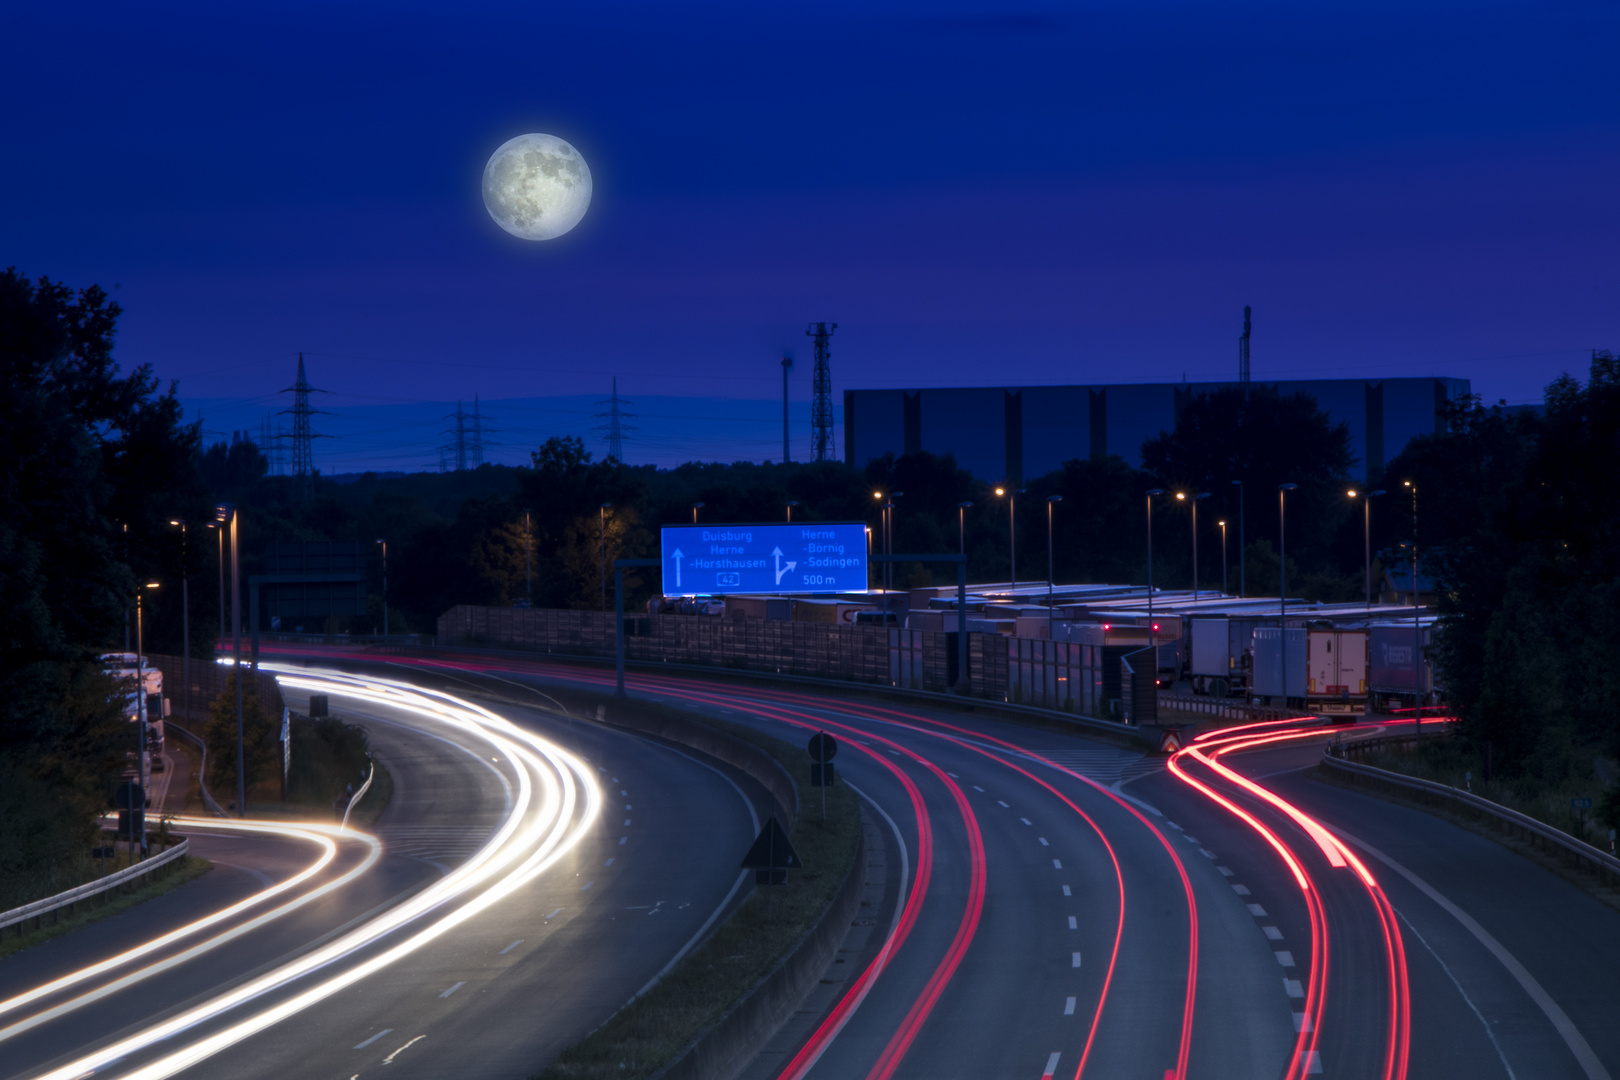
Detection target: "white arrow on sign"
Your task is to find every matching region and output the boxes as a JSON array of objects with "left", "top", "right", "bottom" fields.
[
  {"left": 772, "top": 546, "right": 797, "bottom": 586},
  {"left": 672, "top": 548, "right": 684, "bottom": 588}
]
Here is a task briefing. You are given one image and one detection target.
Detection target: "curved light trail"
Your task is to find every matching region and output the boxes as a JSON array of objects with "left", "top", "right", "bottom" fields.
[{"left": 29, "top": 666, "right": 601, "bottom": 1080}]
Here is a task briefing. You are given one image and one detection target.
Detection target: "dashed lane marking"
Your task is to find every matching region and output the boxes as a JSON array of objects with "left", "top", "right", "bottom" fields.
[
  {"left": 1043, "top": 1052, "right": 1062, "bottom": 1077},
  {"left": 1071, "top": 952, "right": 1082, "bottom": 968},
  {"left": 1061, "top": 885, "right": 1071, "bottom": 896},
  {"left": 1232, "top": 884, "right": 1251, "bottom": 896},
  {"left": 1020, "top": 817, "right": 1032, "bottom": 825},
  {"left": 439, "top": 981, "right": 465, "bottom": 998},
  {"left": 1246, "top": 903, "right": 1268, "bottom": 917},
  {"left": 1039, "top": 837, "right": 1050, "bottom": 847},
  {"left": 499, "top": 940, "right": 523, "bottom": 955},
  {"left": 353, "top": 1029, "right": 392, "bottom": 1050},
  {"left": 1052, "top": 859, "right": 1063, "bottom": 870},
  {"left": 1263, "top": 926, "right": 1283, "bottom": 940},
  {"left": 1064, "top": 996, "right": 1076, "bottom": 1015},
  {"left": 545, "top": 908, "right": 562, "bottom": 919},
  {"left": 1284, "top": 978, "right": 1304, "bottom": 999},
  {"left": 1275, "top": 951, "right": 1296, "bottom": 967},
  {"left": 1216, "top": 866, "right": 1234, "bottom": 877},
  {"left": 1067, "top": 916, "right": 1077, "bottom": 929},
  {"left": 998, "top": 800, "right": 1010, "bottom": 808}
]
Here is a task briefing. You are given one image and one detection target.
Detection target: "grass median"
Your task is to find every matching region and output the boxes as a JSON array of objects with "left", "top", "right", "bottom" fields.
[{"left": 536, "top": 716, "right": 860, "bottom": 1080}]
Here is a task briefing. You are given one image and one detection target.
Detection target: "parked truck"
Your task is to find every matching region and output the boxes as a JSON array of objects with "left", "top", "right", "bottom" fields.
[
  {"left": 1250, "top": 627, "right": 1307, "bottom": 704},
  {"left": 1368, "top": 622, "right": 1438, "bottom": 712},
  {"left": 1306, "top": 629, "right": 1368, "bottom": 713}
]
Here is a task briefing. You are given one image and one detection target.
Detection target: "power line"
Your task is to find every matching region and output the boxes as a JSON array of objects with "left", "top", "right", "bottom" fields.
[{"left": 594, "top": 377, "right": 636, "bottom": 462}]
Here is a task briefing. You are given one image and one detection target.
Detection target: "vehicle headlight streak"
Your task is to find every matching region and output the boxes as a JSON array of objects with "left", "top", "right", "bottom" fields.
[
  {"left": 0, "top": 820, "right": 379, "bottom": 1041},
  {"left": 36, "top": 668, "right": 601, "bottom": 1080}
]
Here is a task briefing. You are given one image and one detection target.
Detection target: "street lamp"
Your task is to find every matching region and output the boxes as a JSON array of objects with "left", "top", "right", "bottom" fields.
[
  {"left": 957, "top": 501, "right": 973, "bottom": 558},
  {"left": 524, "top": 511, "right": 532, "bottom": 602},
  {"left": 1146, "top": 488, "right": 1163, "bottom": 685},
  {"left": 995, "top": 486, "right": 1024, "bottom": 587},
  {"left": 786, "top": 500, "right": 799, "bottom": 522},
  {"left": 1046, "top": 495, "right": 1063, "bottom": 639},
  {"left": 1177, "top": 492, "right": 1211, "bottom": 597},
  {"left": 206, "top": 520, "right": 224, "bottom": 650},
  {"left": 599, "top": 503, "right": 612, "bottom": 610},
  {"left": 1347, "top": 488, "right": 1386, "bottom": 610},
  {"left": 135, "top": 580, "right": 160, "bottom": 856},
  {"left": 375, "top": 539, "right": 388, "bottom": 640},
  {"left": 1230, "top": 479, "right": 1245, "bottom": 598},
  {"left": 692, "top": 501, "right": 705, "bottom": 524},
  {"left": 1217, "top": 520, "right": 1228, "bottom": 596},
  {"left": 168, "top": 520, "right": 190, "bottom": 731},
  {"left": 1404, "top": 479, "right": 1421, "bottom": 731},
  {"left": 214, "top": 502, "right": 244, "bottom": 817},
  {"left": 1278, "top": 484, "right": 1297, "bottom": 708}
]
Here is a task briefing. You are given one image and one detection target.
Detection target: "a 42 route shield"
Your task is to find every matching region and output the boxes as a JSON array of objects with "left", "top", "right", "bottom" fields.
[{"left": 660, "top": 522, "right": 867, "bottom": 595}]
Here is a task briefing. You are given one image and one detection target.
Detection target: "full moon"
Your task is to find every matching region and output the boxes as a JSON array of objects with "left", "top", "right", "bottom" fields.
[{"left": 481, "top": 133, "right": 592, "bottom": 241}]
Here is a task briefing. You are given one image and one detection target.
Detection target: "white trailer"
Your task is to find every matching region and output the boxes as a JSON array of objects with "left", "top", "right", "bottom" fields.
[{"left": 1306, "top": 630, "right": 1368, "bottom": 713}]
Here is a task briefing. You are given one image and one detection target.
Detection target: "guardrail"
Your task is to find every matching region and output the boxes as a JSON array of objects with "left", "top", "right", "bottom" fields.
[
  {"left": 0, "top": 840, "right": 190, "bottom": 939},
  {"left": 1158, "top": 693, "right": 1303, "bottom": 723},
  {"left": 1322, "top": 745, "right": 1620, "bottom": 889},
  {"left": 164, "top": 721, "right": 229, "bottom": 818}
]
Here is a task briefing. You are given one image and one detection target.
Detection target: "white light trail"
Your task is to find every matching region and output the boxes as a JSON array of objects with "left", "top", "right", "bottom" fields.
[{"left": 32, "top": 667, "right": 601, "bottom": 1080}]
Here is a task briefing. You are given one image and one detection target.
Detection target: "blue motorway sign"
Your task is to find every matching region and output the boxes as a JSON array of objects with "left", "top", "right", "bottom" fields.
[{"left": 660, "top": 522, "right": 868, "bottom": 595}]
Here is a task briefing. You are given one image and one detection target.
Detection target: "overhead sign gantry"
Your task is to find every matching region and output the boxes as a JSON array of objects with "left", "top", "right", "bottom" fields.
[{"left": 659, "top": 522, "right": 867, "bottom": 595}]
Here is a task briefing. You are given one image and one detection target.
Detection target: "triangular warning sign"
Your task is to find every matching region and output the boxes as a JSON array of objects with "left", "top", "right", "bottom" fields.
[
  {"left": 1159, "top": 730, "right": 1182, "bottom": 754},
  {"left": 740, "top": 816, "right": 802, "bottom": 870}
]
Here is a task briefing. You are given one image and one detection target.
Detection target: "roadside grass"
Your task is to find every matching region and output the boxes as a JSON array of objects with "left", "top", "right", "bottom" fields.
[
  {"left": 1355, "top": 736, "right": 1617, "bottom": 850},
  {"left": 0, "top": 854, "right": 211, "bottom": 961},
  {"left": 535, "top": 718, "right": 860, "bottom": 1080}
]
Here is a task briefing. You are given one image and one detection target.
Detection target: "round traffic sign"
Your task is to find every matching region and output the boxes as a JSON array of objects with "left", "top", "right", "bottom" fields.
[{"left": 807, "top": 732, "right": 838, "bottom": 763}]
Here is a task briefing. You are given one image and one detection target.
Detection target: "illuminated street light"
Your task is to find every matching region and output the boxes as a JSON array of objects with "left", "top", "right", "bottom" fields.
[{"left": 1347, "top": 488, "right": 1386, "bottom": 610}]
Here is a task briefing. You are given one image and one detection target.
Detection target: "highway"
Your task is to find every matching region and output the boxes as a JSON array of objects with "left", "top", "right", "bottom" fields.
[
  {"left": 5, "top": 649, "right": 1617, "bottom": 1080},
  {"left": 0, "top": 666, "right": 767, "bottom": 1080}
]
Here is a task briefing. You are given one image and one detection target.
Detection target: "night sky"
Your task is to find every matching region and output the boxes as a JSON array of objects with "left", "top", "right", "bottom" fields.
[{"left": 5, "top": 1, "right": 1616, "bottom": 470}]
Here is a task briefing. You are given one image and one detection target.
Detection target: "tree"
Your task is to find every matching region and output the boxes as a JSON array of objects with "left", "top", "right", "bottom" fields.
[
  {"left": 1141, "top": 386, "right": 1355, "bottom": 593},
  {"left": 205, "top": 674, "right": 280, "bottom": 800}
]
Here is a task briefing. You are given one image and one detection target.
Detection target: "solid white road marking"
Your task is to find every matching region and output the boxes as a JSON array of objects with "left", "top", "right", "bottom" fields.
[
  {"left": 1263, "top": 926, "right": 1283, "bottom": 940},
  {"left": 1232, "top": 884, "right": 1251, "bottom": 896},
  {"left": 1071, "top": 952, "right": 1082, "bottom": 968},
  {"left": 1067, "top": 916, "right": 1077, "bottom": 929},
  {"left": 1061, "top": 885, "right": 1071, "bottom": 896},
  {"left": 1393, "top": 904, "right": 1519, "bottom": 1079},
  {"left": 382, "top": 1035, "right": 426, "bottom": 1063},
  {"left": 1284, "top": 979, "right": 1304, "bottom": 998},
  {"left": 352, "top": 1028, "right": 392, "bottom": 1049},
  {"left": 1275, "top": 951, "right": 1296, "bottom": 967},
  {"left": 1043, "top": 1051, "right": 1062, "bottom": 1076},
  {"left": 1333, "top": 825, "right": 1611, "bottom": 1080},
  {"left": 439, "top": 981, "right": 465, "bottom": 998},
  {"left": 1052, "top": 859, "right": 1063, "bottom": 869},
  {"left": 1064, "top": 996, "right": 1076, "bottom": 1015},
  {"left": 499, "top": 940, "right": 523, "bottom": 955},
  {"left": 1247, "top": 903, "right": 1268, "bottom": 917}
]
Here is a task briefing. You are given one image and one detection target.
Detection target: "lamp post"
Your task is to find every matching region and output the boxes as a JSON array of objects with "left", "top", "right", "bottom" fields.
[
  {"left": 1278, "top": 484, "right": 1297, "bottom": 708},
  {"left": 1177, "top": 491, "right": 1210, "bottom": 597},
  {"left": 215, "top": 502, "right": 244, "bottom": 817},
  {"left": 207, "top": 520, "right": 224, "bottom": 652},
  {"left": 1046, "top": 495, "right": 1063, "bottom": 639},
  {"left": 1347, "top": 488, "right": 1386, "bottom": 610},
  {"left": 599, "top": 503, "right": 612, "bottom": 610},
  {"left": 1230, "top": 479, "right": 1245, "bottom": 598},
  {"left": 1217, "top": 520, "right": 1228, "bottom": 596},
  {"left": 872, "top": 492, "right": 885, "bottom": 591},
  {"left": 135, "top": 580, "right": 159, "bottom": 856},
  {"left": 1146, "top": 488, "right": 1163, "bottom": 685},
  {"left": 1404, "top": 479, "right": 1420, "bottom": 731},
  {"left": 692, "top": 501, "right": 704, "bottom": 524},
  {"left": 786, "top": 500, "right": 799, "bottom": 523},
  {"left": 168, "top": 520, "right": 190, "bottom": 729},
  {"left": 375, "top": 539, "right": 388, "bottom": 640},
  {"left": 995, "top": 486, "right": 1024, "bottom": 587},
  {"left": 957, "top": 501, "right": 973, "bottom": 558},
  {"left": 524, "top": 512, "right": 532, "bottom": 602}
]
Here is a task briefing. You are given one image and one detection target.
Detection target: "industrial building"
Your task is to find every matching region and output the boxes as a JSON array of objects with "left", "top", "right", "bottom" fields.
[{"left": 843, "top": 376, "right": 1471, "bottom": 484}]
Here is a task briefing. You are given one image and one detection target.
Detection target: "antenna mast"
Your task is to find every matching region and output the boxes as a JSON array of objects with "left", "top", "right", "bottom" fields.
[
  {"left": 1239, "top": 305, "right": 1252, "bottom": 391},
  {"left": 807, "top": 322, "right": 837, "bottom": 462}
]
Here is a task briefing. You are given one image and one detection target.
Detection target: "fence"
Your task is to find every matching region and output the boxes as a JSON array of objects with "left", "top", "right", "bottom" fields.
[{"left": 437, "top": 606, "right": 1142, "bottom": 721}]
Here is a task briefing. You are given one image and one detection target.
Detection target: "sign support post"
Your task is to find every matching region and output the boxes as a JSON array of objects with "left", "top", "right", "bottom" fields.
[{"left": 614, "top": 558, "right": 660, "bottom": 698}]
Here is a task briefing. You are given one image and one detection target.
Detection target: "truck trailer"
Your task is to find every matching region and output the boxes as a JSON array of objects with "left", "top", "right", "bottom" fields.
[{"left": 1306, "top": 629, "right": 1368, "bottom": 713}]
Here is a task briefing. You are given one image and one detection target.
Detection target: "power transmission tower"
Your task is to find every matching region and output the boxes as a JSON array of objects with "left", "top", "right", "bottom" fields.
[
  {"left": 442, "top": 402, "right": 470, "bottom": 471},
  {"left": 279, "top": 353, "right": 329, "bottom": 498},
  {"left": 594, "top": 377, "right": 636, "bottom": 462},
  {"left": 1239, "top": 305, "right": 1252, "bottom": 391},
  {"left": 807, "top": 322, "right": 837, "bottom": 462},
  {"left": 469, "top": 395, "right": 486, "bottom": 468}
]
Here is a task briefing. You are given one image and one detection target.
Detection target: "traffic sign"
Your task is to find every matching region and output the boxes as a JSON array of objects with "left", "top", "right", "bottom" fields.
[
  {"left": 808, "top": 732, "right": 838, "bottom": 763},
  {"left": 660, "top": 522, "right": 867, "bottom": 595},
  {"left": 1572, "top": 797, "right": 1593, "bottom": 809},
  {"left": 740, "top": 816, "right": 801, "bottom": 874}
]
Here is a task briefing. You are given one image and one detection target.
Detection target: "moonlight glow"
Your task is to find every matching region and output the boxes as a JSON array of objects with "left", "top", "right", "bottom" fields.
[{"left": 482, "top": 133, "right": 592, "bottom": 241}]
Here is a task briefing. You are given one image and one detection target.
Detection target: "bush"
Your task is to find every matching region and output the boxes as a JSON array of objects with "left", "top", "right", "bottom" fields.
[{"left": 204, "top": 673, "right": 279, "bottom": 802}]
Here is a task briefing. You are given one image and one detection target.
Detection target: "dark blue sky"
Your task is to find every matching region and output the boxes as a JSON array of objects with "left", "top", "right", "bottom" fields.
[{"left": 5, "top": 1, "right": 1616, "bottom": 469}]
